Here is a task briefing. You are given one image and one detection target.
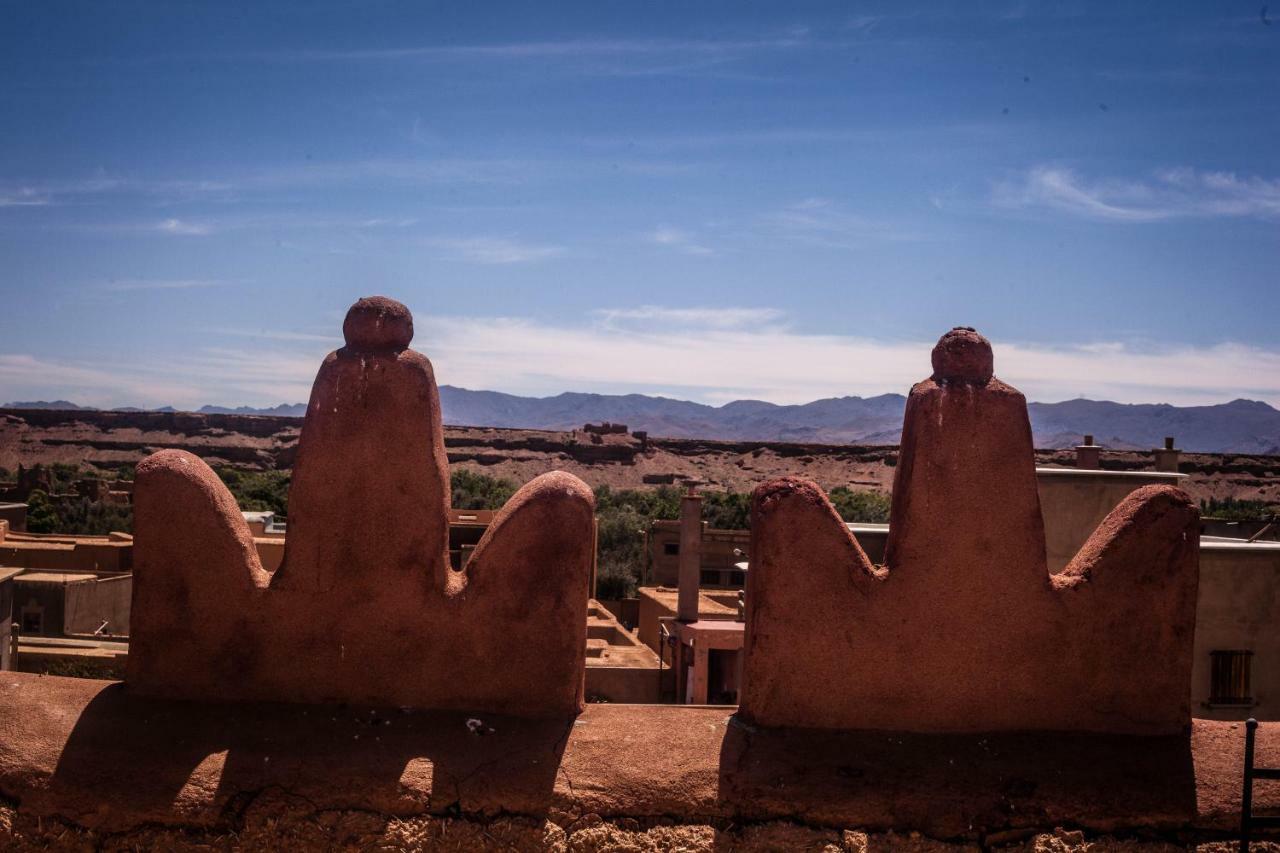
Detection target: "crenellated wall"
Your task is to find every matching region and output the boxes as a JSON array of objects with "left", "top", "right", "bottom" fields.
[
  {"left": 128, "top": 297, "right": 597, "bottom": 717},
  {"left": 128, "top": 311, "right": 1201, "bottom": 737},
  {"left": 0, "top": 312, "right": 1243, "bottom": 844},
  {"left": 738, "top": 327, "right": 1200, "bottom": 735}
]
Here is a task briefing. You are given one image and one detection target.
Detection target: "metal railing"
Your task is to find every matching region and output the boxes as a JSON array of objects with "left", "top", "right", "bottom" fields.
[{"left": 1241, "top": 718, "right": 1280, "bottom": 850}]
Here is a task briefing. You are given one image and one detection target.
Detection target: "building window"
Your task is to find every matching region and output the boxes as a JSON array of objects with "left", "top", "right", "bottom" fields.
[
  {"left": 1210, "top": 650, "right": 1254, "bottom": 705},
  {"left": 21, "top": 608, "right": 43, "bottom": 635},
  {"left": 664, "top": 542, "right": 679, "bottom": 556}
]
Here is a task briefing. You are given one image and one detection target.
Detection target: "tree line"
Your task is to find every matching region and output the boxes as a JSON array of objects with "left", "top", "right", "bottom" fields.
[{"left": 8, "top": 463, "right": 892, "bottom": 598}]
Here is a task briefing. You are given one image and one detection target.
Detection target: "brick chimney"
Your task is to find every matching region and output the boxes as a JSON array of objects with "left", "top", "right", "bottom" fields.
[
  {"left": 1153, "top": 436, "right": 1181, "bottom": 473},
  {"left": 1075, "top": 434, "right": 1101, "bottom": 470},
  {"left": 676, "top": 482, "right": 703, "bottom": 623}
]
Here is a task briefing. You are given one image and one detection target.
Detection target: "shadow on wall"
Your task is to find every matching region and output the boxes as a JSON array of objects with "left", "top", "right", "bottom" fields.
[
  {"left": 39, "top": 682, "right": 1198, "bottom": 837},
  {"left": 46, "top": 683, "right": 570, "bottom": 831},
  {"left": 714, "top": 718, "right": 1198, "bottom": 834}
]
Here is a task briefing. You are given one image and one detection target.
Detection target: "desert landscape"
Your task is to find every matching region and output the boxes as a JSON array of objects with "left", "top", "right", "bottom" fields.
[{"left": 3, "top": 406, "right": 1278, "bottom": 512}]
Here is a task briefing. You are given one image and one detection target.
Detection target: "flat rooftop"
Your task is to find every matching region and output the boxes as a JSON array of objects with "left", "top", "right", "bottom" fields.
[
  {"left": 14, "top": 571, "right": 97, "bottom": 584},
  {"left": 1033, "top": 465, "right": 1187, "bottom": 480},
  {"left": 639, "top": 586, "right": 739, "bottom": 617},
  {"left": 1201, "top": 537, "right": 1280, "bottom": 553}
]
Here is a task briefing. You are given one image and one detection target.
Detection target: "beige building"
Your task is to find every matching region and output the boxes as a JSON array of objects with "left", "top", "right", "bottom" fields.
[
  {"left": 584, "top": 600, "right": 662, "bottom": 703},
  {"left": 13, "top": 572, "right": 98, "bottom": 637},
  {"left": 0, "top": 568, "right": 18, "bottom": 671},
  {"left": 1192, "top": 538, "right": 1280, "bottom": 717},
  {"left": 636, "top": 590, "right": 753, "bottom": 705},
  {"left": 638, "top": 441, "right": 1280, "bottom": 717},
  {"left": 644, "top": 468, "right": 1184, "bottom": 588},
  {"left": 0, "top": 502, "right": 25, "bottom": 532},
  {"left": 0, "top": 521, "right": 133, "bottom": 574},
  {"left": 644, "top": 521, "right": 747, "bottom": 588},
  {"left": 1036, "top": 467, "right": 1185, "bottom": 571}
]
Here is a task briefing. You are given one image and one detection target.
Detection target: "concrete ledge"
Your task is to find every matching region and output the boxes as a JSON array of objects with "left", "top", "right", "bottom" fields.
[
  {"left": 1201, "top": 538, "right": 1280, "bottom": 553},
  {"left": 0, "top": 673, "right": 1275, "bottom": 842},
  {"left": 1033, "top": 467, "right": 1186, "bottom": 481}
]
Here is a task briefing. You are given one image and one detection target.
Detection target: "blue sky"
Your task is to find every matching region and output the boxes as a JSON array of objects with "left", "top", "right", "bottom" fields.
[{"left": 1, "top": 1, "right": 1277, "bottom": 409}]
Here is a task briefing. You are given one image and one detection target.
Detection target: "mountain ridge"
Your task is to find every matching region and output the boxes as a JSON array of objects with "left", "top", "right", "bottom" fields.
[{"left": 6, "top": 388, "right": 1279, "bottom": 454}]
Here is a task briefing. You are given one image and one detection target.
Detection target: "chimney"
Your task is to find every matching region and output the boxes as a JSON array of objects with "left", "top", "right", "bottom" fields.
[
  {"left": 676, "top": 482, "right": 704, "bottom": 623},
  {"left": 1154, "top": 436, "right": 1181, "bottom": 473},
  {"left": 1074, "top": 434, "right": 1101, "bottom": 470}
]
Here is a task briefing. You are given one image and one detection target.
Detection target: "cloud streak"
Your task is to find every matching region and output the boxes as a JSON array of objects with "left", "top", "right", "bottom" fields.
[
  {"left": 6, "top": 308, "right": 1277, "bottom": 410},
  {"left": 99, "top": 278, "right": 230, "bottom": 292},
  {"left": 995, "top": 166, "right": 1280, "bottom": 222},
  {"left": 155, "top": 218, "right": 215, "bottom": 236},
  {"left": 425, "top": 236, "right": 567, "bottom": 265},
  {"left": 646, "top": 226, "right": 715, "bottom": 256},
  {"left": 767, "top": 198, "right": 924, "bottom": 247},
  {"left": 595, "top": 306, "right": 783, "bottom": 331},
  {"left": 260, "top": 34, "right": 817, "bottom": 64}
]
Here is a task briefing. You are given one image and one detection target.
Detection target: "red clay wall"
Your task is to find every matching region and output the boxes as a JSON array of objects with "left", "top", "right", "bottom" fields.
[
  {"left": 738, "top": 327, "right": 1200, "bottom": 735},
  {"left": 129, "top": 297, "right": 596, "bottom": 717}
]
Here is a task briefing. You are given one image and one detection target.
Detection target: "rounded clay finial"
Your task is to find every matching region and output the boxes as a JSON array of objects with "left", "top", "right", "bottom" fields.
[
  {"left": 931, "top": 326, "right": 993, "bottom": 383},
  {"left": 343, "top": 296, "right": 413, "bottom": 351}
]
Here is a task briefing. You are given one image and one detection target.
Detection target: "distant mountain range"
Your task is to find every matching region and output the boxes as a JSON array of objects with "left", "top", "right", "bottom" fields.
[
  {"left": 6, "top": 400, "right": 308, "bottom": 418},
  {"left": 7, "top": 389, "right": 1280, "bottom": 454}
]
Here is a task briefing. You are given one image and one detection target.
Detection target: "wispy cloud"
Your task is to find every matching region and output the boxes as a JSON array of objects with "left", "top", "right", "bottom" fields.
[
  {"left": 356, "top": 217, "right": 418, "bottom": 229},
  {"left": 425, "top": 236, "right": 566, "bottom": 265},
  {"left": 646, "top": 225, "right": 715, "bottom": 256},
  {"left": 0, "top": 176, "right": 221, "bottom": 208},
  {"left": 994, "top": 165, "right": 1280, "bottom": 222},
  {"left": 235, "top": 158, "right": 530, "bottom": 190},
  {"left": 413, "top": 313, "right": 1280, "bottom": 407},
  {"left": 155, "top": 218, "right": 215, "bottom": 236},
  {"left": 595, "top": 305, "right": 784, "bottom": 331},
  {"left": 112, "top": 29, "right": 862, "bottom": 82},
  {"left": 100, "top": 278, "right": 233, "bottom": 293},
  {"left": 0, "top": 354, "right": 207, "bottom": 409},
  {"left": 262, "top": 34, "right": 817, "bottom": 64},
  {"left": 0, "top": 159, "right": 527, "bottom": 214},
  {"left": 767, "top": 198, "right": 923, "bottom": 247},
  {"left": 67, "top": 210, "right": 428, "bottom": 240},
  {"left": 0, "top": 188, "right": 54, "bottom": 207},
  {"left": 207, "top": 327, "right": 338, "bottom": 343},
  {"left": 5, "top": 310, "right": 1279, "bottom": 409}
]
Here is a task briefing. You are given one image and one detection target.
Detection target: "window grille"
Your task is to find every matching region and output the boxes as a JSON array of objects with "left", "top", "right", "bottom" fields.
[{"left": 1210, "top": 650, "right": 1254, "bottom": 705}]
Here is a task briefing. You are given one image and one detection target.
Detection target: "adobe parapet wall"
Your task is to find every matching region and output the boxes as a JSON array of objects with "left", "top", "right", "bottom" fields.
[
  {"left": 0, "top": 306, "right": 1218, "bottom": 845},
  {"left": 0, "top": 672, "right": 1271, "bottom": 844},
  {"left": 129, "top": 297, "right": 596, "bottom": 716},
  {"left": 739, "top": 327, "right": 1200, "bottom": 735},
  {"left": 132, "top": 317, "right": 1201, "bottom": 727}
]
